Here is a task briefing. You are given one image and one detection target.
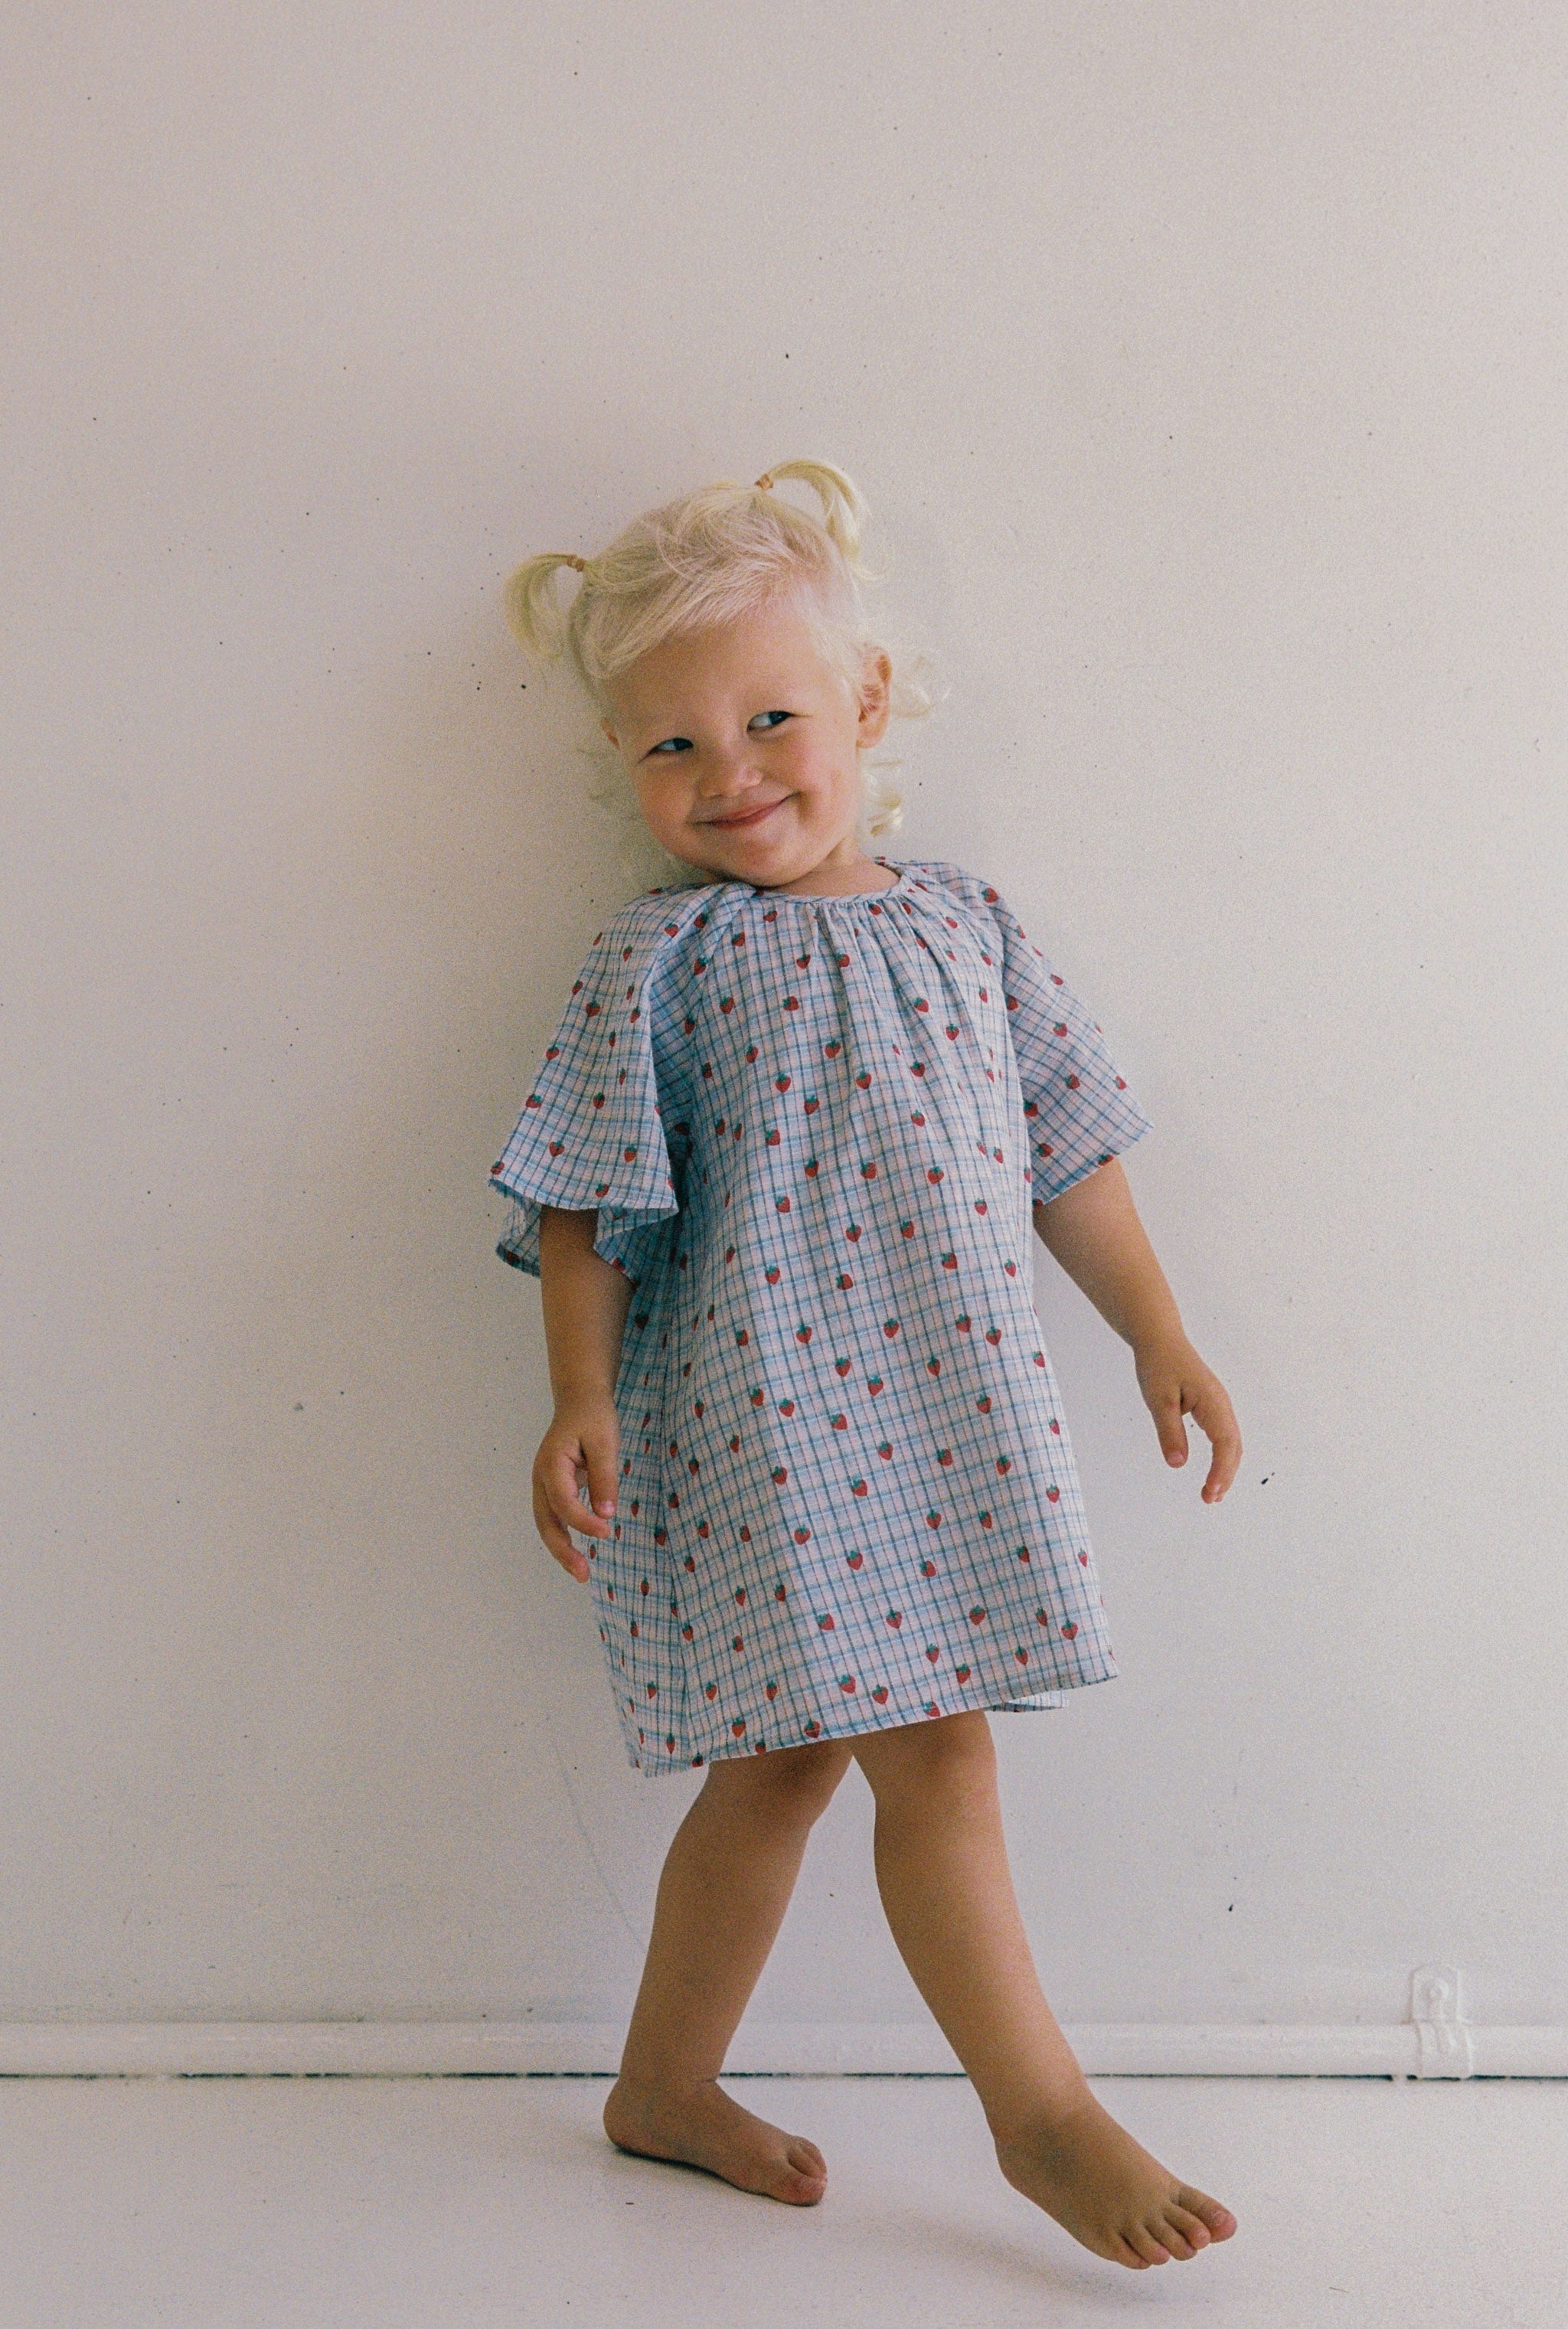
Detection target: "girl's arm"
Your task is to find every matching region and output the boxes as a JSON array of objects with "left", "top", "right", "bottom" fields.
[
  {"left": 1032, "top": 1158, "right": 1242, "bottom": 1504},
  {"left": 532, "top": 1205, "right": 634, "bottom": 1580}
]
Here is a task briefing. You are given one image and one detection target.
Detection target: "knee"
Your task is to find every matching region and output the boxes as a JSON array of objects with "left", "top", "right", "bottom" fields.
[
  {"left": 700, "top": 1740, "right": 852, "bottom": 1831},
  {"left": 853, "top": 1711, "right": 998, "bottom": 1817}
]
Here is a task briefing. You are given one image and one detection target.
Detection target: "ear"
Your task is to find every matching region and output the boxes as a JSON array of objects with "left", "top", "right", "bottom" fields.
[{"left": 855, "top": 648, "right": 893, "bottom": 750}]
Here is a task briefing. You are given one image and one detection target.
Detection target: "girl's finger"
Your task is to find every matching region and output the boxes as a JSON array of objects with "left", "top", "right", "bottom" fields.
[
  {"left": 582, "top": 1431, "right": 621, "bottom": 1521},
  {"left": 547, "top": 1444, "right": 613, "bottom": 1537},
  {"left": 1148, "top": 1390, "right": 1189, "bottom": 1465},
  {"left": 531, "top": 1483, "right": 590, "bottom": 1580},
  {"left": 1191, "top": 1395, "right": 1243, "bottom": 1502}
]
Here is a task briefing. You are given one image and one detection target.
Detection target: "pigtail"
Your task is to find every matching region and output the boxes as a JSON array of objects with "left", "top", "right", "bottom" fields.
[
  {"left": 502, "top": 551, "right": 589, "bottom": 661},
  {"left": 754, "top": 459, "right": 873, "bottom": 577}
]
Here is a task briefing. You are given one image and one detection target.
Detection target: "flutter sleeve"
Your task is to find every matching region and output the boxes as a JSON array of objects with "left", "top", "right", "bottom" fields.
[
  {"left": 975, "top": 874, "right": 1155, "bottom": 1204},
  {"left": 485, "top": 903, "right": 682, "bottom": 1285}
]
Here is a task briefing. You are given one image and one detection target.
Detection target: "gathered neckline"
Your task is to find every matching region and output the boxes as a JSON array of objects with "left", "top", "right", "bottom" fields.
[{"left": 740, "top": 858, "right": 910, "bottom": 906}]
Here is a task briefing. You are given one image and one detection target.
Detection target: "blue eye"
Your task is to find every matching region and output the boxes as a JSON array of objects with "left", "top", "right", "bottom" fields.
[
  {"left": 750, "top": 710, "right": 791, "bottom": 731},
  {"left": 648, "top": 737, "right": 693, "bottom": 756}
]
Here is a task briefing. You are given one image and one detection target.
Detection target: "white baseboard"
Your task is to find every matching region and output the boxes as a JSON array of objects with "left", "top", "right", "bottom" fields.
[{"left": 0, "top": 2020, "right": 1563, "bottom": 2079}]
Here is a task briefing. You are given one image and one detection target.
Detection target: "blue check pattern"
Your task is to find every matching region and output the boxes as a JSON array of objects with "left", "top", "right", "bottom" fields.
[{"left": 488, "top": 859, "right": 1153, "bottom": 1773}]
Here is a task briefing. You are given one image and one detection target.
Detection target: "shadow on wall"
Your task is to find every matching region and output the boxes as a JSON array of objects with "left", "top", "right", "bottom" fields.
[{"left": 142, "top": 495, "right": 707, "bottom": 1997}]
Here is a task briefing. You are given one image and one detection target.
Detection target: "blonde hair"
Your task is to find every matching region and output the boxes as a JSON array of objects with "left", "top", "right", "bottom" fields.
[{"left": 501, "top": 462, "right": 932, "bottom": 861}]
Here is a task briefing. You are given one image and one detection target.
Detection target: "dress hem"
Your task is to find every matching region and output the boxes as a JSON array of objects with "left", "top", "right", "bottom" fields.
[{"left": 618, "top": 1655, "right": 1118, "bottom": 1775}]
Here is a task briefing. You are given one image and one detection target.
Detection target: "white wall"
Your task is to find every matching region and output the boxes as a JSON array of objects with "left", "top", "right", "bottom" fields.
[{"left": 2, "top": 2, "right": 1563, "bottom": 2039}]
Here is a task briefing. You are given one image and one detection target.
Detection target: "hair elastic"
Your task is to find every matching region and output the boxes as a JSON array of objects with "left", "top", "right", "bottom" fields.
[
  {"left": 753, "top": 472, "right": 775, "bottom": 491},
  {"left": 560, "top": 554, "right": 587, "bottom": 572}
]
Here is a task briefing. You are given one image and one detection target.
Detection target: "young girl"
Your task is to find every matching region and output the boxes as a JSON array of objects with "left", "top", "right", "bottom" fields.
[{"left": 488, "top": 462, "right": 1243, "bottom": 2272}]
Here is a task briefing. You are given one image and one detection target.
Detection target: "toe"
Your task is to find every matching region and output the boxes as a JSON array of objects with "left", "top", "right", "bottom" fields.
[
  {"left": 779, "top": 2142, "right": 828, "bottom": 2203},
  {"left": 1165, "top": 2203, "right": 1210, "bottom": 2254},
  {"left": 1127, "top": 2223, "right": 1172, "bottom": 2266},
  {"left": 1181, "top": 2187, "right": 1236, "bottom": 2240}
]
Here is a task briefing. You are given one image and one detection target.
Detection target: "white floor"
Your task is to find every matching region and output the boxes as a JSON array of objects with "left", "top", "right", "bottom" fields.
[{"left": 0, "top": 2073, "right": 1559, "bottom": 2328}]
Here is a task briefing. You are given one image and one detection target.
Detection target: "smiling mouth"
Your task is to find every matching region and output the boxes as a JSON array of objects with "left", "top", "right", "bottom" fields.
[{"left": 702, "top": 798, "right": 786, "bottom": 829}]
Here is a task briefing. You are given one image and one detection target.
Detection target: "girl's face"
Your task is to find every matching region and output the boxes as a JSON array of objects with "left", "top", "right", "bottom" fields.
[{"left": 599, "top": 600, "right": 893, "bottom": 895}]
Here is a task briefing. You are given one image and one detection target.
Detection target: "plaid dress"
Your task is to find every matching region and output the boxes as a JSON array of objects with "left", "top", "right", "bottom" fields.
[{"left": 488, "top": 857, "right": 1152, "bottom": 1774}]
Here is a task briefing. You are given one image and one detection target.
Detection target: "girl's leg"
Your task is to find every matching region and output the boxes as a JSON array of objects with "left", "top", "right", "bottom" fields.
[
  {"left": 851, "top": 1713, "right": 1236, "bottom": 2270},
  {"left": 604, "top": 1738, "right": 854, "bottom": 2204}
]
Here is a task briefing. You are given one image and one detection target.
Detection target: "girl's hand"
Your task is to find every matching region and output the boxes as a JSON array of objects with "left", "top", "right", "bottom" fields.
[
  {"left": 1135, "top": 1334, "right": 1243, "bottom": 1504},
  {"left": 532, "top": 1395, "right": 621, "bottom": 1581}
]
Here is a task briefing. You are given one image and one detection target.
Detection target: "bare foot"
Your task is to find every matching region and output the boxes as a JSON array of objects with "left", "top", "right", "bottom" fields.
[
  {"left": 995, "top": 2084, "right": 1236, "bottom": 2269},
  {"left": 603, "top": 2074, "right": 828, "bottom": 2206}
]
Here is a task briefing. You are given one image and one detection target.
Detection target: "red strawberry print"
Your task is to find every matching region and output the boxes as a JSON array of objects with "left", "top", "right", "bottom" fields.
[{"left": 492, "top": 858, "right": 1144, "bottom": 1768}]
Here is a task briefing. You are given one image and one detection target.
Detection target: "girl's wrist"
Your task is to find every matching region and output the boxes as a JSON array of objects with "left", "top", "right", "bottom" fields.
[
  {"left": 550, "top": 1378, "right": 619, "bottom": 1409},
  {"left": 1129, "top": 1311, "right": 1190, "bottom": 1366}
]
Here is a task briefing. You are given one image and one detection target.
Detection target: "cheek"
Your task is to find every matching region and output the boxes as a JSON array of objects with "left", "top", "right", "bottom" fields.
[
  {"left": 786, "top": 734, "right": 854, "bottom": 802},
  {"left": 632, "top": 772, "right": 690, "bottom": 835}
]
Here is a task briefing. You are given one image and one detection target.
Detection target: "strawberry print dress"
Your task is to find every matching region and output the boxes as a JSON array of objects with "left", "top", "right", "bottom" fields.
[{"left": 487, "top": 857, "right": 1153, "bottom": 1775}]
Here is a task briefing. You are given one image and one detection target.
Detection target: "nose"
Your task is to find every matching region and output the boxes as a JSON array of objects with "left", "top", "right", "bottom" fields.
[{"left": 694, "top": 738, "right": 769, "bottom": 799}]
